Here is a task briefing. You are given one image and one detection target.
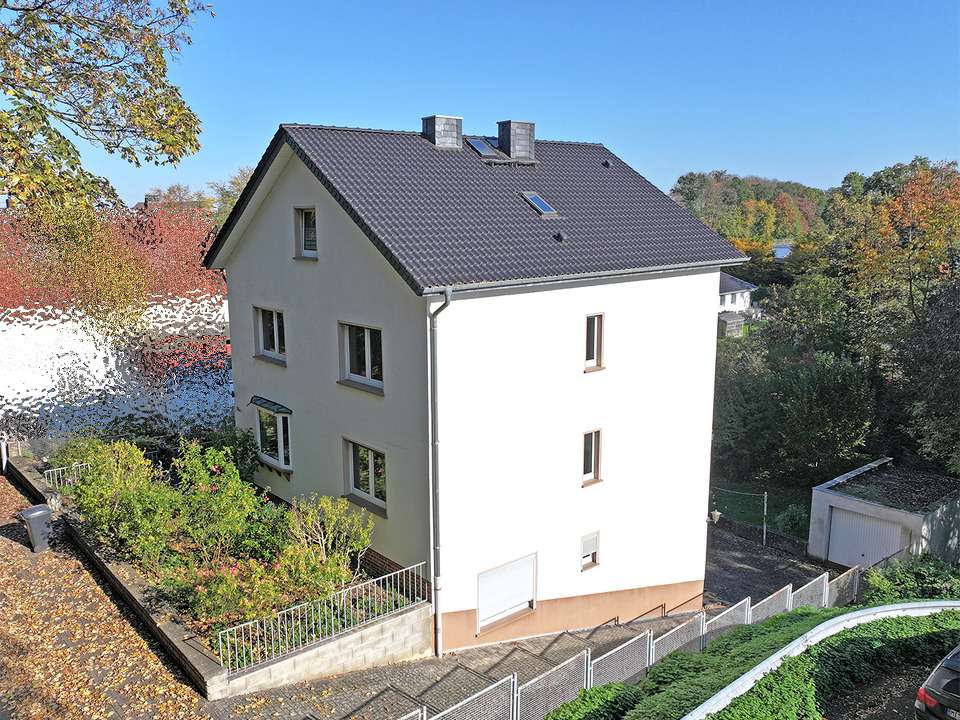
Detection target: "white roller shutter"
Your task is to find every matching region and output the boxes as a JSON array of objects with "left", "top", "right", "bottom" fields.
[
  {"left": 827, "top": 507, "right": 906, "bottom": 568},
  {"left": 478, "top": 554, "right": 536, "bottom": 629}
]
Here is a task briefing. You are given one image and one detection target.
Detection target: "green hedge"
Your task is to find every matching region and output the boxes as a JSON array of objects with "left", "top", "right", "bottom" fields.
[
  {"left": 710, "top": 610, "right": 960, "bottom": 719},
  {"left": 623, "top": 608, "right": 845, "bottom": 720},
  {"left": 545, "top": 683, "right": 644, "bottom": 720}
]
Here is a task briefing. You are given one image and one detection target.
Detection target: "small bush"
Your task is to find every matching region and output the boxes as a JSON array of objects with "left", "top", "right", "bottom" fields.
[
  {"left": 861, "top": 553, "right": 960, "bottom": 604},
  {"left": 775, "top": 503, "right": 809, "bottom": 537},
  {"left": 545, "top": 683, "right": 644, "bottom": 720},
  {"left": 288, "top": 493, "right": 374, "bottom": 580}
]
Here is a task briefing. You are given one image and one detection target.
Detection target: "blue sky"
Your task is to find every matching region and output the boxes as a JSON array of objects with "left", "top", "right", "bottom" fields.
[{"left": 81, "top": 1, "right": 960, "bottom": 206}]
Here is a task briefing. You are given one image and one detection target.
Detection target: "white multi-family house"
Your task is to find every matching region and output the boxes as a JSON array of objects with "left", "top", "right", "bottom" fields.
[
  {"left": 203, "top": 116, "right": 744, "bottom": 652},
  {"left": 719, "top": 272, "right": 756, "bottom": 313}
]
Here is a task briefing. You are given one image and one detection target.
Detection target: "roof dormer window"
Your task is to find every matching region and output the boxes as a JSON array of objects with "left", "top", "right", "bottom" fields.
[
  {"left": 521, "top": 192, "right": 558, "bottom": 217},
  {"left": 467, "top": 138, "right": 498, "bottom": 158}
]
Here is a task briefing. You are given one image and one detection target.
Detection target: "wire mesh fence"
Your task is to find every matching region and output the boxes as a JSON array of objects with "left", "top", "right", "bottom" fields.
[
  {"left": 42, "top": 462, "right": 91, "bottom": 490},
  {"left": 828, "top": 566, "right": 858, "bottom": 607},
  {"left": 653, "top": 613, "right": 704, "bottom": 662},
  {"left": 218, "top": 562, "right": 428, "bottom": 673},
  {"left": 589, "top": 631, "right": 651, "bottom": 687},
  {"left": 751, "top": 585, "right": 792, "bottom": 624},
  {"left": 517, "top": 650, "right": 589, "bottom": 720},
  {"left": 791, "top": 572, "right": 828, "bottom": 610},
  {"left": 704, "top": 597, "right": 750, "bottom": 646},
  {"left": 430, "top": 675, "right": 514, "bottom": 720}
]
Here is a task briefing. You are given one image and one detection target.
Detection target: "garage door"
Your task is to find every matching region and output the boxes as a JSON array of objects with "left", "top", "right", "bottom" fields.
[
  {"left": 478, "top": 554, "right": 536, "bottom": 630},
  {"left": 827, "top": 507, "right": 906, "bottom": 568}
]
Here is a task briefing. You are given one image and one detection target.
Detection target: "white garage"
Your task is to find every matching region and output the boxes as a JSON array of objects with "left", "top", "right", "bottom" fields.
[{"left": 808, "top": 458, "right": 960, "bottom": 569}]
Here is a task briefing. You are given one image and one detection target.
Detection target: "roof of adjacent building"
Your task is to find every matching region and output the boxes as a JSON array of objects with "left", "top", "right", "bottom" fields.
[
  {"left": 204, "top": 122, "right": 745, "bottom": 295},
  {"left": 720, "top": 272, "right": 758, "bottom": 295}
]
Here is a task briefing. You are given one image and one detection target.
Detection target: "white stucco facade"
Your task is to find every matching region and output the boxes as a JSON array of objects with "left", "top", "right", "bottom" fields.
[{"left": 213, "top": 142, "right": 727, "bottom": 650}]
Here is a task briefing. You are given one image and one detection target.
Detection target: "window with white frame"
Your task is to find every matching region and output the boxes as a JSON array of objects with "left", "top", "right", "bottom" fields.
[
  {"left": 256, "top": 307, "right": 285, "bottom": 360},
  {"left": 585, "top": 314, "right": 603, "bottom": 369},
  {"left": 347, "top": 440, "right": 386, "bottom": 507},
  {"left": 583, "top": 429, "right": 601, "bottom": 484},
  {"left": 342, "top": 323, "right": 383, "bottom": 388},
  {"left": 581, "top": 532, "right": 599, "bottom": 570},
  {"left": 252, "top": 397, "right": 292, "bottom": 470},
  {"left": 297, "top": 208, "right": 317, "bottom": 258}
]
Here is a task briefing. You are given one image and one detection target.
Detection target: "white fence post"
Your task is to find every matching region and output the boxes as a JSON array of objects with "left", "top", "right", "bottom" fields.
[
  {"left": 745, "top": 597, "right": 752, "bottom": 625},
  {"left": 785, "top": 583, "right": 794, "bottom": 612},
  {"left": 510, "top": 673, "right": 518, "bottom": 720},
  {"left": 584, "top": 647, "right": 592, "bottom": 688},
  {"left": 699, "top": 612, "right": 707, "bottom": 650},
  {"left": 821, "top": 573, "right": 830, "bottom": 608},
  {"left": 1, "top": 441, "right": 7, "bottom": 473}
]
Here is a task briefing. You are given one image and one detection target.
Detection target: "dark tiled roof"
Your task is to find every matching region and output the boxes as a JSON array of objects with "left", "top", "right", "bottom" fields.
[
  {"left": 720, "top": 272, "right": 757, "bottom": 294},
  {"left": 207, "top": 123, "right": 745, "bottom": 294}
]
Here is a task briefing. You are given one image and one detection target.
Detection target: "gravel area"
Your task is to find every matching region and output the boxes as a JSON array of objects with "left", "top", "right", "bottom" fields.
[{"left": 703, "top": 524, "right": 836, "bottom": 607}]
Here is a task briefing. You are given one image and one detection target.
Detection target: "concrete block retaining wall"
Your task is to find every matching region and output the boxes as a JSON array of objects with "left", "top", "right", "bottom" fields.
[{"left": 2, "top": 454, "right": 433, "bottom": 700}]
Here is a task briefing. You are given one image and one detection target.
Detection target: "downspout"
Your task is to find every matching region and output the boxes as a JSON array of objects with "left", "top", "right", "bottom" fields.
[{"left": 428, "top": 287, "right": 452, "bottom": 656}]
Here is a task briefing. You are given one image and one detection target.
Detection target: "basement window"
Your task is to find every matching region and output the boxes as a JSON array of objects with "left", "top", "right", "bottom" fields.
[{"left": 521, "top": 192, "right": 558, "bottom": 217}]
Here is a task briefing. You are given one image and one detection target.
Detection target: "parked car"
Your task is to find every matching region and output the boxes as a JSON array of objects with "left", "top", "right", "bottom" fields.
[{"left": 917, "top": 644, "right": 960, "bottom": 719}]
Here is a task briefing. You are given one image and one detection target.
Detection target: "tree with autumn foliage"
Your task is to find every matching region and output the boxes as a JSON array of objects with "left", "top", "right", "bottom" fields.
[{"left": 0, "top": 0, "right": 212, "bottom": 207}]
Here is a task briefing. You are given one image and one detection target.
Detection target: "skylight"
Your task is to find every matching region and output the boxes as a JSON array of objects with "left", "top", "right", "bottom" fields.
[
  {"left": 467, "top": 138, "right": 498, "bottom": 158},
  {"left": 521, "top": 192, "right": 558, "bottom": 216}
]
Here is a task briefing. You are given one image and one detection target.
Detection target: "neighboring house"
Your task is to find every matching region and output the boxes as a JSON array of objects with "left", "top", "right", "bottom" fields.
[
  {"left": 718, "top": 272, "right": 756, "bottom": 313},
  {"left": 203, "top": 115, "right": 745, "bottom": 653},
  {"left": 808, "top": 458, "right": 960, "bottom": 568}
]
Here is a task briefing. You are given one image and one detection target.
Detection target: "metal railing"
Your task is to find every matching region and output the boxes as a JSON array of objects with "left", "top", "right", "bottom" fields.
[
  {"left": 43, "top": 462, "right": 91, "bottom": 490},
  {"left": 217, "top": 562, "right": 428, "bottom": 673}
]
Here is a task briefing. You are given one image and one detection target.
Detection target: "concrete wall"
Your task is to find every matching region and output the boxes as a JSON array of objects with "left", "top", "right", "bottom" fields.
[
  {"left": 434, "top": 268, "right": 720, "bottom": 646},
  {"left": 223, "top": 604, "right": 433, "bottom": 696},
  {"left": 219, "top": 149, "right": 431, "bottom": 570}
]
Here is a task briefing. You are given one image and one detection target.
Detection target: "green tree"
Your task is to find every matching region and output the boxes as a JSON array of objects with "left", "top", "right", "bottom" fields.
[
  {"left": 0, "top": 0, "right": 212, "bottom": 207},
  {"left": 775, "top": 352, "right": 873, "bottom": 477},
  {"left": 207, "top": 166, "right": 254, "bottom": 229},
  {"left": 761, "top": 275, "right": 847, "bottom": 355},
  {"left": 899, "top": 280, "right": 960, "bottom": 475}
]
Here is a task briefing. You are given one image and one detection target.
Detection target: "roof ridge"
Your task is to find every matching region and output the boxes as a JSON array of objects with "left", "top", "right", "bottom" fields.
[{"left": 281, "top": 123, "right": 418, "bottom": 136}]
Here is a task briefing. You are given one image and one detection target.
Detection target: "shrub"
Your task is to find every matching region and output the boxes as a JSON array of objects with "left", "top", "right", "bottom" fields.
[
  {"left": 774, "top": 503, "right": 809, "bottom": 537},
  {"left": 70, "top": 440, "right": 180, "bottom": 571},
  {"left": 861, "top": 553, "right": 960, "bottom": 604},
  {"left": 288, "top": 493, "right": 374, "bottom": 579},
  {"left": 49, "top": 436, "right": 110, "bottom": 471},
  {"left": 545, "top": 683, "right": 644, "bottom": 720},
  {"left": 174, "top": 440, "right": 259, "bottom": 566},
  {"left": 184, "top": 417, "right": 259, "bottom": 484},
  {"left": 711, "top": 611, "right": 960, "bottom": 719}
]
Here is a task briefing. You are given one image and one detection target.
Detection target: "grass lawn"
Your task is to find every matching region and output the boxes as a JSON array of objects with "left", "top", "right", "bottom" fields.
[{"left": 708, "top": 474, "right": 812, "bottom": 534}]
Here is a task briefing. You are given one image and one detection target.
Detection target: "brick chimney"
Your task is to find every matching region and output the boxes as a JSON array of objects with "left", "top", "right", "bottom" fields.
[
  {"left": 422, "top": 115, "right": 463, "bottom": 149},
  {"left": 497, "top": 120, "right": 535, "bottom": 160}
]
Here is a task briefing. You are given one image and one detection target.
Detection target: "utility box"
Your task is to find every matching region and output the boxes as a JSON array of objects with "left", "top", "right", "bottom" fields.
[{"left": 20, "top": 504, "right": 52, "bottom": 552}]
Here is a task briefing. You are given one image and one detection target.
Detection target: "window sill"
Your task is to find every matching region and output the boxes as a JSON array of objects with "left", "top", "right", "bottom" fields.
[
  {"left": 254, "top": 354, "right": 287, "bottom": 368},
  {"left": 478, "top": 605, "right": 535, "bottom": 636},
  {"left": 257, "top": 457, "right": 292, "bottom": 479},
  {"left": 581, "top": 561, "right": 599, "bottom": 572},
  {"left": 584, "top": 365, "right": 605, "bottom": 374},
  {"left": 343, "top": 493, "right": 387, "bottom": 518},
  {"left": 292, "top": 255, "right": 318, "bottom": 262},
  {"left": 582, "top": 477, "right": 603, "bottom": 488},
  {"left": 337, "top": 379, "right": 384, "bottom": 397}
]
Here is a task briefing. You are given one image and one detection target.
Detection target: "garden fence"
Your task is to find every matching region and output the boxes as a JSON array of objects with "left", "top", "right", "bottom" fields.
[
  {"left": 429, "top": 675, "right": 515, "bottom": 720},
  {"left": 43, "top": 462, "right": 90, "bottom": 490},
  {"left": 791, "top": 572, "right": 829, "bottom": 610},
  {"left": 218, "top": 562, "right": 428, "bottom": 672},
  {"left": 703, "top": 597, "right": 751, "bottom": 646},
  {"left": 517, "top": 650, "right": 589, "bottom": 720},
  {"left": 589, "top": 630, "right": 651, "bottom": 687}
]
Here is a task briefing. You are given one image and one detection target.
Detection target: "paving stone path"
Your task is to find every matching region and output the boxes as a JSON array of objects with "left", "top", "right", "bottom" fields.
[{"left": 0, "top": 474, "right": 830, "bottom": 720}]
